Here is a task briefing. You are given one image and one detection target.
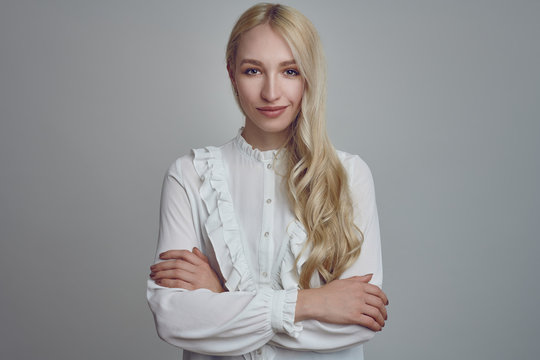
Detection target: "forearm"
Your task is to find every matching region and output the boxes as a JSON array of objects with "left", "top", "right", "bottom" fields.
[
  {"left": 277, "top": 275, "right": 386, "bottom": 352},
  {"left": 271, "top": 320, "right": 375, "bottom": 352},
  {"left": 294, "top": 288, "right": 321, "bottom": 322},
  {"left": 147, "top": 281, "right": 300, "bottom": 355},
  {"left": 279, "top": 288, "right": 374, "bottom": 352},
  {"left": 295, "top": 276, "right": 386, "bottom": 326}
]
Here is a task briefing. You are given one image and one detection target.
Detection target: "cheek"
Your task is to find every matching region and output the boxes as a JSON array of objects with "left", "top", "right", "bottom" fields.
[
  {"left": 288, "top": 81, "right": 304, "bottom": 105},
  {"left": 237, "top": 80, "right": 259, "bottom": 103}
]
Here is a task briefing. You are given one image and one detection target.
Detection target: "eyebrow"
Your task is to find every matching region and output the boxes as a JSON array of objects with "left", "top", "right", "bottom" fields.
[{"left": 239, "top": 59, "right": 297, "bottom": 67}]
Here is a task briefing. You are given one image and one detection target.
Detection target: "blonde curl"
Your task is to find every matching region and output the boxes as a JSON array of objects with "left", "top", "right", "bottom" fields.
[{"left": 226, "top": 3, "right": 363, "bottom": 289}]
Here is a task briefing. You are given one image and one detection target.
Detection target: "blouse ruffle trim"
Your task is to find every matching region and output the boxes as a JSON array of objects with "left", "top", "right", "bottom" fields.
[
  {"left": 192, "top": 146, "right": 256, "bottom": 292},
  {"left": 279, "top": 288, "right": 303, "bottom": 337},
  {"left": 233, "top": 128, "right": 284, "bottom": 162},
  {"left": 256, "top": 287, "right": 302, "bottom": 339},
  {"left": 280, "top": 220, "right": 321, "bottom": 290}
]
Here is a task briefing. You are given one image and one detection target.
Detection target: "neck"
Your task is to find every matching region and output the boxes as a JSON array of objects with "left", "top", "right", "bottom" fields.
[{"left": 242, "top": 121, "right": 289, "bottom": 151}]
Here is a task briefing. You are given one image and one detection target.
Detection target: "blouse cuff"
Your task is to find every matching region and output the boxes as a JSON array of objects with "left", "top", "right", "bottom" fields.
[{"left": 269, "top": 288, "right": 302, "bottom": 338}]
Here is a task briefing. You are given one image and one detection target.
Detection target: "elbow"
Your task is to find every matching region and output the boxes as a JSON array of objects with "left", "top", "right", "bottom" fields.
[
  {"left": 154, "top": 321, "right": 173, "bottom": 346},
  {"left": 147, "top": 288, "right": 182, "bottom": 348},
  {"left": 153, "top": 316, "right": 182, "bottom": 349},
  {"left": 148, "top": 303, "right": 178, "bottom": 348},
  {"left": 150, "top": 309, "right": 198, "bottom": 351}
]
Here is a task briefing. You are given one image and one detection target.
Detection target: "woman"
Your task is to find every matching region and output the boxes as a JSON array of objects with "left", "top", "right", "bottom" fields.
[{"left": 147, "top": 3, "right": 388, "bottom": 359}]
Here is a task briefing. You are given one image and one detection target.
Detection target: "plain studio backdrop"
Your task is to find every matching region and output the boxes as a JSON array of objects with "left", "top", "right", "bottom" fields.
[{"left": 1, "top": 1, "right": 539, "bottom": 359}]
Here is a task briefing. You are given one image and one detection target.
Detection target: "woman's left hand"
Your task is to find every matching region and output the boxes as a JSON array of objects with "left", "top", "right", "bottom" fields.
[{"left": 150, "top": 248, "right": 225, "bottom": 293}]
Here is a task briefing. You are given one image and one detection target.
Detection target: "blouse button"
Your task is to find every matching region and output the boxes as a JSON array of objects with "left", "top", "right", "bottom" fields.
[
  {"left": 262, "top": 272, "right": 268, "bottom": 278},
  {"left": 266, "top": 198, "right": 272, "bottom": 204},
  {"left": 264, "top": 232, "right": 270, "bottom": 237},
  {"left": 266, "top": 163, "right": 272, "bottom": 169}
]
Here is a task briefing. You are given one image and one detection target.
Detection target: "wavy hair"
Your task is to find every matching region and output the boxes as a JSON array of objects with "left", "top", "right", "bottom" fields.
[{"left": 226, "top": 3, "right": 362, "bottom": 289}]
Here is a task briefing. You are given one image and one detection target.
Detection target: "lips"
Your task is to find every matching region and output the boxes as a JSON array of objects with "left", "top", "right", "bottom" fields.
[{"left": 256, "top": 105, "right": 288, "bottom": 118}]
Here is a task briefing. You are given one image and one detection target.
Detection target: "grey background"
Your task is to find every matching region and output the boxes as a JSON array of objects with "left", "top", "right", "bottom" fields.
[{"left": 1, "top": 0, "right": 538, "bottom": 359}]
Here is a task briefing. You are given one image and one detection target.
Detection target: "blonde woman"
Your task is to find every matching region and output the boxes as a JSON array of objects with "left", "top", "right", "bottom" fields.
[{"left": 148, "top": 3, "right": 388, "bottom": 359}]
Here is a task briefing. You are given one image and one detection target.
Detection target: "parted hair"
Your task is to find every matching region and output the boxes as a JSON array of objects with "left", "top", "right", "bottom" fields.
[{"left": 226, "top": 3, "right": 362, "bottom": 289}]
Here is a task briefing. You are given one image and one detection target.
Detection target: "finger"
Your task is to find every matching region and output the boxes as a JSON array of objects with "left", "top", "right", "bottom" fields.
[
  {"left": 355, "top": 277, "right": 389, "bottom": 305},
  {"left": 192, "top": 247, "right": 209, "bottom": 263},
  {"left": 364, "top": 283, "right": 388, "bottom": 304},
  {"left": 159, "top": 249, "right": 203, "bottom": 265},
  {"left": 365, "top": 294, "right": 388, "bottom": 320},
  {"left": 151, "top": 259, "right": 197, "bottom": 273},
  {"left": 151, "top": 269, "right": 196, "bottom": 283},
  {"left": 357, "top": 314, "right": 382, "bottom": 332},
  {"left": 350, "top": 274, "right": 373, "bottom": 283},
  {"left": 159, "top": 249, "right": 194, "bottom": 260},
  {"left": 362, "top": 303, "right": 386, "bottom": 328},
  {"left": 156, "top": 278, "right": 194, "bottom": 290},
  {"left": 380, "top": 289, "right": 389, "bottom": 305}
]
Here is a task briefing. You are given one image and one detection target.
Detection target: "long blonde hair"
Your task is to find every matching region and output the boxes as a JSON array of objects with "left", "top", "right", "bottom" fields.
[{"left": 226, "top": 3, "right": 362, "bottom": 289}]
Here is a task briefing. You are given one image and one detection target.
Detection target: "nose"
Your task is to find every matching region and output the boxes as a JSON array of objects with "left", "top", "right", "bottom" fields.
[{"left": 261, "top": 74, "right": 280, "bottom": 102}]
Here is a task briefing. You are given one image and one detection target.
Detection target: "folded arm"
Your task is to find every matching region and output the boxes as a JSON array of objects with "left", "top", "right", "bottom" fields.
[
  {"left": 147, "top": 161, "right": 299, "bottom": 355},
  {"left": 149, "top": 155, "right": 388, "bottom": 354},
  {"left": 270, "top": 155, "right": 387, "bottom": 352}
]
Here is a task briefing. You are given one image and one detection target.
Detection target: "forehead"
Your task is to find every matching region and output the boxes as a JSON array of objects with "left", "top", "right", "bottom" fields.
[{"left": 236, "top": 23, "right": 294, "bottom": 64}]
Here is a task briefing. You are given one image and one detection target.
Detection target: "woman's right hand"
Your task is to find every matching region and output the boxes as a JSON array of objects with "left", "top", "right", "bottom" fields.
[
  {"left": 150, "top": 247, "right": 226, "bottom": 293},
  {"left": 295, "top": 274, "right": 388, "bottom": 331}
]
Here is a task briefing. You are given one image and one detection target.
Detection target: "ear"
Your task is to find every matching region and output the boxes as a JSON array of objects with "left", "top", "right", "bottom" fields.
[{"left": 227, "top": 63, "right": 236, "bottom": 88}]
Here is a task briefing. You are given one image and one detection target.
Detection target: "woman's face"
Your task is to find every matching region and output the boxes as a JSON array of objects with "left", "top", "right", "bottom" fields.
[{"left": 232, "top": 23, "right": 304, "bottom": 148}]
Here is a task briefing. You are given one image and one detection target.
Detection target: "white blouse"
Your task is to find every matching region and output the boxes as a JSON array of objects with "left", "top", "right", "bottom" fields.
[{"left": 147, "top": 130, "right": 383, "bottom": 360}]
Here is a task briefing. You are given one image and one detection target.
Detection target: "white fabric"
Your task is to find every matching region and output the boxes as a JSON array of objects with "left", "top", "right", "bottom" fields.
[{"left": 147, "top": 129, "right": 383, "bottom": 360}]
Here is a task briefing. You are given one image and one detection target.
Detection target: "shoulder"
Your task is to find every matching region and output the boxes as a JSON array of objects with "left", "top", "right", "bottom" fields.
[
  {"left": 335, "top": 150, "right": 374, "bottom": 187},
  {"left": 163, "top": 154, "right": 195, "bottom": 188},
  {"left": 165, "top": 139, "right": 235, "bottom": 186}
]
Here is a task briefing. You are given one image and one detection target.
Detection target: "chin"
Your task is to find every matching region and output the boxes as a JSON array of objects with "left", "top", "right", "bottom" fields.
[
  {"left": 254, "top": 120, "right": 293, "bottom": 134},
  {"left": 249, "top": 112, "right": 297, "bottom": 134}
]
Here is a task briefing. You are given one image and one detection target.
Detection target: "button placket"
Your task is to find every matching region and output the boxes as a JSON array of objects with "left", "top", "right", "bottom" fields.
[{"left": 259, "top": 160, "right": 275, "bottom": 286}]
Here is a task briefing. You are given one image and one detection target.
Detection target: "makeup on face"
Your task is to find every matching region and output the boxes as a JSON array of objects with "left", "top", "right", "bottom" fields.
[{"left": 233, "top": 24, "right": 304, "bottom": 150}]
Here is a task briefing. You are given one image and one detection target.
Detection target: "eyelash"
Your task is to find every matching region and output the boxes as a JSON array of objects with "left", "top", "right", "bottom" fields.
[
  {"left": 244, "top": 68, "right": 261, "bottom": 75},
  {"left": 284, "top": 69, "right": 300, "bottom": 77},
  {"left": 243, "top": 68, "right": 300, "bottom": 77}
]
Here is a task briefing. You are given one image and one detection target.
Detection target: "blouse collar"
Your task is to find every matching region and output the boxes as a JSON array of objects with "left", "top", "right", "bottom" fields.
[{"left": 234, "top": 128, "right": 286, "bottom": 163}]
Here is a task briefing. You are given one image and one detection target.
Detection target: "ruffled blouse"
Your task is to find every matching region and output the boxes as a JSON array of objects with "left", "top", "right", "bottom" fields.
[{"left": 147, "top": 130, "right": 383, "bottom": 360}]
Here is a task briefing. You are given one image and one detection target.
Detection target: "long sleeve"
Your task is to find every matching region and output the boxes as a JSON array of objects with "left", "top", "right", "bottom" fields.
[
  {"left": 270, "top": 154, "right": 383, "bottom": 352},
  {"left": 147, "top": 160, "right": 299, "bottom": 356},
  {"left": 148, "top": 135, "right": 384, "bottom": 358}
]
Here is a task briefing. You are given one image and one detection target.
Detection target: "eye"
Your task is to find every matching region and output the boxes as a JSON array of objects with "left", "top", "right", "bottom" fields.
[
  {"left": 284, "top": 68, "right": 300, "bottom": 77},
  {"left": 244, "top": 68, "right": 261, "bottom": 75}
]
